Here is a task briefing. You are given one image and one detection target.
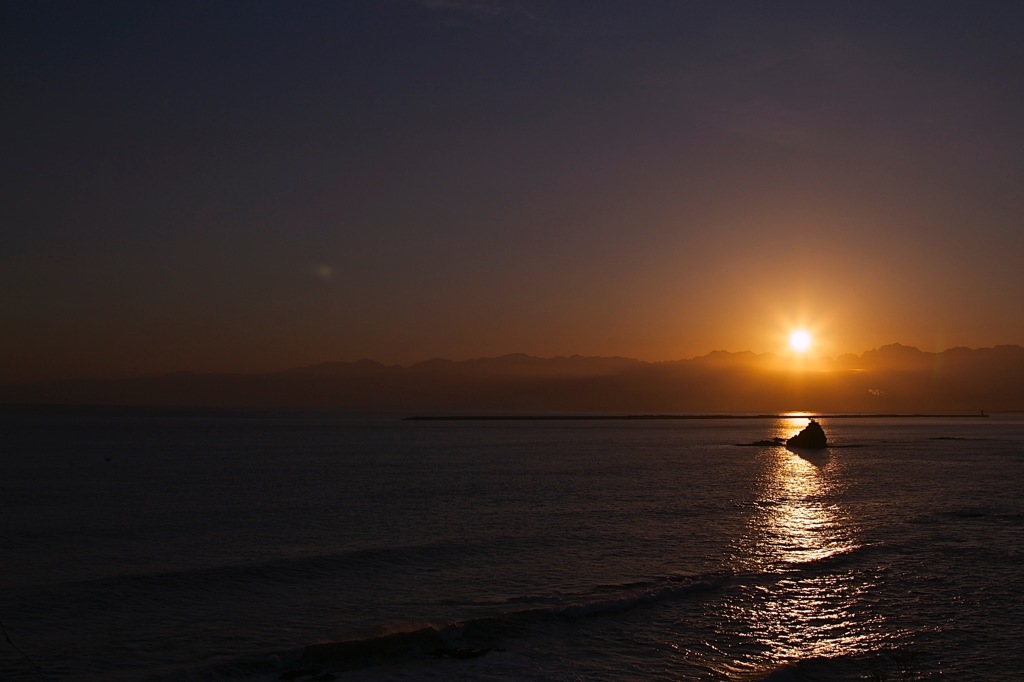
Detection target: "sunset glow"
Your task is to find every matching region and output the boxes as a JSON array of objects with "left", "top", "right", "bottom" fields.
[
  {"left": 4, "top": 6, "right": 1024, "bottom": 682},
  {"left": 2, "top": 2, "right": 1023, "bottom": 385}
]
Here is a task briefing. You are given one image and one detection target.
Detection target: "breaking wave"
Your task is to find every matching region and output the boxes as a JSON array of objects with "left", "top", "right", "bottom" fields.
[{"left": 200, "top": 572, "right": 730, "bottom": 679}]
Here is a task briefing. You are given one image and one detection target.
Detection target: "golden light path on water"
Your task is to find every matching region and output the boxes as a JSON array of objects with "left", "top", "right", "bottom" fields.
[{"left": 720, "top": 417, "right": 886, "bottom": 676}]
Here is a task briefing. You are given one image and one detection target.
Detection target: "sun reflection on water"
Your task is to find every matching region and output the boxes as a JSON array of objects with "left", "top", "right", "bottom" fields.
[
  {"left": 723, "top": 420, "right": 883, "bottom": 671},
  {"left": 745, "top": 448, "right": 853, "bottom": 569},
  {"left": 770, "top": 414, "right": 819, "bottom": 442}
]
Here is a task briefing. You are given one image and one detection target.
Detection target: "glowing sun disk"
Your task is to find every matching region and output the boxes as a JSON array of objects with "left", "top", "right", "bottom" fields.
[{"left": 790, "top": 330, "right": 812, "bottom": 352}]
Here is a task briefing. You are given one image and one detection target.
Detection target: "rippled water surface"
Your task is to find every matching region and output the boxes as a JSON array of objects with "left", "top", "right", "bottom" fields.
[{"left": 2, "top": 411, "right": 1022, "bottom": 681}]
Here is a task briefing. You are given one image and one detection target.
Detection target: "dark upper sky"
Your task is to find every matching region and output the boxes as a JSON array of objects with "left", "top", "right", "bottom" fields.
[{"left": 4, "top": 1, "right": 1024, "bottom": 380}]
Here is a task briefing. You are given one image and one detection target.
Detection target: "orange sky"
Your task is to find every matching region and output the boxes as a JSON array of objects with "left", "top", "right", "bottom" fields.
[{"left": 4, "top": 2, "right": 1024, "bottom": 382}]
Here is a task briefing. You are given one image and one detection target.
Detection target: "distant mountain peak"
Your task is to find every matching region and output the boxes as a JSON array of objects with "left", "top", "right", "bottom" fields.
[{"left": 4, "top": 344, "right": 1022, "bottom": 412}]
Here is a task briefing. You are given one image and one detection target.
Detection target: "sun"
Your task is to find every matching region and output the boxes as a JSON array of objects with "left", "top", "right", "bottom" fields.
[{"left": 789, "top": 329, "right": 812, "bottom": 353}]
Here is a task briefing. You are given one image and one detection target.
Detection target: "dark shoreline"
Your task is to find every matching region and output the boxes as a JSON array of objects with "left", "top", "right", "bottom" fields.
[{"left": 405, "top": 413, "right": 990, "bottom": 421}]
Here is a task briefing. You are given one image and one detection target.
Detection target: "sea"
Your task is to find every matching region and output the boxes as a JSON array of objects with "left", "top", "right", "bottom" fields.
[{"left": 2, "top": 410, "right": 1022, "bottom": 682}]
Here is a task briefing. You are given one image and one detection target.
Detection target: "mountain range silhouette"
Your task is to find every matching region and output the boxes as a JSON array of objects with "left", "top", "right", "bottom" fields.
[{"left": 4, "top": 344, "right": 1023, "bottom": 413}]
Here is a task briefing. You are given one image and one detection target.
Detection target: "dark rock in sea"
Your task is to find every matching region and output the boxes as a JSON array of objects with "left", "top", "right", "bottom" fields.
[
  {"left": 737, "top": 438, "right": 787, "bottom": 447},
  {"left": 786, "top": 419, "right": 828, "bottom": 449}
]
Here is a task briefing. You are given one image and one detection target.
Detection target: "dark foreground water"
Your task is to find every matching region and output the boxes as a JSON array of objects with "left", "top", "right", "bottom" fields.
[{"left": 2, "top": 411, "right": 1022, "bottom": 681}]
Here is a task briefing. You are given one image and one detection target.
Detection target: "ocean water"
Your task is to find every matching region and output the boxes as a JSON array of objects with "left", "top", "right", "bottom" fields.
[{"left": 2, "top": 411, "right": 1022, "bottom": 681}]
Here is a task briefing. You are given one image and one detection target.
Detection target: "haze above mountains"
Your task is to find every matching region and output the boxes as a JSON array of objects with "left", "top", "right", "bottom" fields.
[{"left": 5, "top": 344, "right": 1024, "bottom": 414}]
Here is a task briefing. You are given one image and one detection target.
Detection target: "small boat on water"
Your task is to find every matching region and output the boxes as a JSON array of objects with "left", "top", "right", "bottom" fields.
[{"left": 786, "top": 418, "right": 828, "bottom": 449}]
